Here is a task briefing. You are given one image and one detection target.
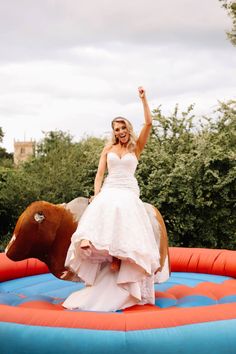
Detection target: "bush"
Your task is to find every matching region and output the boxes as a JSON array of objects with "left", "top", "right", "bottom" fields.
[
  {"left": 136, "top": 101, "right": 236, "bottom": 249},
  {"left": 1, "top": 101, "right": 235, "bottom": 250},
  {"left": 0, "top": 132, "right": 104, "bottom": 245}
]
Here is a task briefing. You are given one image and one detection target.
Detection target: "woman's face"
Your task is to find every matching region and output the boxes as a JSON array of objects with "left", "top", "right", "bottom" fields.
[{"left": 113, "top": 121, "right": 130, "bottom": 145}]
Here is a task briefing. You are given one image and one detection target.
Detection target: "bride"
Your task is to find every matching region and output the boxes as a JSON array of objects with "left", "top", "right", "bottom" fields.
[{"left": 63, "top": 87, "right": 166, "bottom": 311}]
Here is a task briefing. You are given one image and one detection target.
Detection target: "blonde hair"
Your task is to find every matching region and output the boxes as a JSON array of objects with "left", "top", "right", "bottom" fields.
[{"left": 106, "top": 117, "right": 137, "bottom": 151}]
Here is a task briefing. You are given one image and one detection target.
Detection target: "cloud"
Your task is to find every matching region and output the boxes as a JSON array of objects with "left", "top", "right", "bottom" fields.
[
  {"left": 0, "top": 0, "right": 232, "bottom": 62},
  {"left": 0, "top": 0, "right": 235, "bottom": 152}
]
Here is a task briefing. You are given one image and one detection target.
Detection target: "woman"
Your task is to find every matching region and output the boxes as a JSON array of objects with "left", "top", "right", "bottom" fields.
[{"left": 63, "top": 87, "right": 162, "bottom": 311}]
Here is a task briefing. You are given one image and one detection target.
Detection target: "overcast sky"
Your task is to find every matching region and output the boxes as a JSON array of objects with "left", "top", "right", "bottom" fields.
[{"left": 1, "top": 0, "right": 235, "bottom": 152}]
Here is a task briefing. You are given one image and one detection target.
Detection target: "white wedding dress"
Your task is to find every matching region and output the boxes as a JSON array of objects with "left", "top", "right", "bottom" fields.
[{"left": 63, "top": 151, "right": 161, "bottom": 311}]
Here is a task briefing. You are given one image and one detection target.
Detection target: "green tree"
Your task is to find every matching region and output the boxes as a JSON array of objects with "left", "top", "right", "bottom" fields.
[
  {"left": 0, "top": 169, "right": 40, "bottom": 241},
  {"left": 220, "top": 0, "right": 236, "bottom": 46},
  {"left": 0, "top": 128, "right": 3, "bottom": 143},
  {"left": 137, "top": 100, "right": 236, "bottom": 250},
  {"left": 0, "top": 131, "right": 105, "bottom": 250},
  {"left": 1, "top": 106, "right": 235, "bottom": 251},
  {"left": 24, "top": 131, "right": 104, "bottom": 202},
  {"left": 36, "top": 130, "right": 73, "bottom": 157},
  {"left": 0, "top": 127, "right": 13, "bottom": 167}
]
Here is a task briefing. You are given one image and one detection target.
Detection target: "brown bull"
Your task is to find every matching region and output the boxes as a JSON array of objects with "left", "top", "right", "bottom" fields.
[{"left": 5, "top": 197, "right": 170, "bottom": 281}]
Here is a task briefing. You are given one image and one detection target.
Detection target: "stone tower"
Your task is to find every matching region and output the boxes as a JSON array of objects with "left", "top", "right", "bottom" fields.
[{"left": 14, "top": 140, "right": 36, "bottom": 165}]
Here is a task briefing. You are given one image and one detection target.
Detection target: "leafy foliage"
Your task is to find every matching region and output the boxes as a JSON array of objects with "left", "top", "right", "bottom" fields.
[
  {"left": 219, "top": 0, "right": 236, "bottom": 46},
  {"left": 24, "top": 132, "right": 104, "bottom": 203},
  {"left": 136, "top": 101, "right": 236, "bottom": 249},
  {"left": 0, "top": 127, "right": 13, "bottom": 167},
  {"left": 0, "top": 101, "right": 235, "bottom": 251},
  {"left": 0, "top": 131, "right": 104, "bottom": 249}
]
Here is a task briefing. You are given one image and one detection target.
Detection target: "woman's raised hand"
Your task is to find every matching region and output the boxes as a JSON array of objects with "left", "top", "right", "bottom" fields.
[{"left": 138, "top": 86, "right": 146, "bottom": 99}]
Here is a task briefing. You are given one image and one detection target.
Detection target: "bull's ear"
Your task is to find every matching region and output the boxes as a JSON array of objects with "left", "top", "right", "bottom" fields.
[{"left": 34, "top": 212, "right": 45, "bottom": 223}]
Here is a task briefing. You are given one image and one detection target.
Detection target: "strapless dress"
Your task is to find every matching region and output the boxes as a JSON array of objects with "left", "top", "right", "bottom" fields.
[{"left": 63, "top": 152, "right": 161, "bottom": 311}]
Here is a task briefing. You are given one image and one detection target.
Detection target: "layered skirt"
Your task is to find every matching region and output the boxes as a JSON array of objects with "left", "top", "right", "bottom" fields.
[{"left": 63, "top": 175, "right": 161, "bottom": 311}]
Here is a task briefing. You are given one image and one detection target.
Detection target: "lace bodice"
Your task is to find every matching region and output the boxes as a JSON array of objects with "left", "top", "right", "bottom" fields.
[{"left": 102, "top": 152, "right": 140, "bottom": 196}]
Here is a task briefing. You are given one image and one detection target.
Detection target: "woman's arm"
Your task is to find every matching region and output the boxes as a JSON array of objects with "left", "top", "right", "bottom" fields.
[
  {"left": 136, "top": 87, "right": 153, "bottom": 156},
  {"left": 93, "top": 146, "right": 109, "bottom": 196}
]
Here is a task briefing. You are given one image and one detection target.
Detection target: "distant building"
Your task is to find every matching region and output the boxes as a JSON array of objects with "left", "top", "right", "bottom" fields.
[{"left": 14, "top": 140, "right": 36, "bottom": 166}]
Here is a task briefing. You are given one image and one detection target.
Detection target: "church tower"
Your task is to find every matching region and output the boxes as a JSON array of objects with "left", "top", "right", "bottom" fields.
[{"left": 14, "top": 140, "right": 36, "bottom": 165}]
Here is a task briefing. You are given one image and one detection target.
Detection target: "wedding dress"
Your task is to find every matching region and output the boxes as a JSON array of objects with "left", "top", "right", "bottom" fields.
[{"left": 62, "top": 151, "right": 161, "bottom": 311}]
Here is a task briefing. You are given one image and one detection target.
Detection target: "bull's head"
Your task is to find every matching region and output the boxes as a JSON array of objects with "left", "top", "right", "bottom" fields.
[
  {"left": 6, "top": 202, "right": 64, "bottom": 260},
  {"left": 5, "top": 199, "right": 88, "bottom": 279},
  {"left": 5, "top": 197, "right": 89, "bottom": 279}
]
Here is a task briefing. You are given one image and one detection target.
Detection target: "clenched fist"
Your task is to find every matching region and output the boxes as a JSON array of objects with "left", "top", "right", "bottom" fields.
[{"left": 138, "top": 86, "right": 146, "bottom": 99}]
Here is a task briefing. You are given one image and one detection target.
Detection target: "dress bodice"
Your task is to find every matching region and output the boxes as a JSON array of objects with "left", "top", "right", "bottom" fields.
[
  {"left": 107, "top": 152, "right": 138, "bottom": 176},
  {"left": 101, "top": 152, "right": 140, "bottom": 196}
]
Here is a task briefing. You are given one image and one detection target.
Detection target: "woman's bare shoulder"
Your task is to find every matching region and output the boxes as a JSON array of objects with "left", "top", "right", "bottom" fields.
[{"left": 101, "top": 144, "right": 112, "bottom": 156}]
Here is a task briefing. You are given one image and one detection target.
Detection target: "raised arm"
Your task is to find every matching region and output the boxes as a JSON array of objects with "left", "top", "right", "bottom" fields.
[{"left": 136, "top": 87, "right": 153, "bottom": 156}]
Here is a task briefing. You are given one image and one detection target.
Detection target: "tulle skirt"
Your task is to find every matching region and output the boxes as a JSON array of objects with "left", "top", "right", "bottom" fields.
[{"left": 63, "top": 184, "right": 161, "bottom": 311}]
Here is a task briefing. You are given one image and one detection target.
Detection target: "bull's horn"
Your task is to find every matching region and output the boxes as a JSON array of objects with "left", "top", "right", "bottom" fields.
[{"left": 34, "top": 212, "right": 45, "bottom": 223}]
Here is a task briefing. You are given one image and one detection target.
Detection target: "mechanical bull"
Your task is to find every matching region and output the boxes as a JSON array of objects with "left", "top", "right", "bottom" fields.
[{"left": 5, "top": 197, "right": 170, "bottom": 282}]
